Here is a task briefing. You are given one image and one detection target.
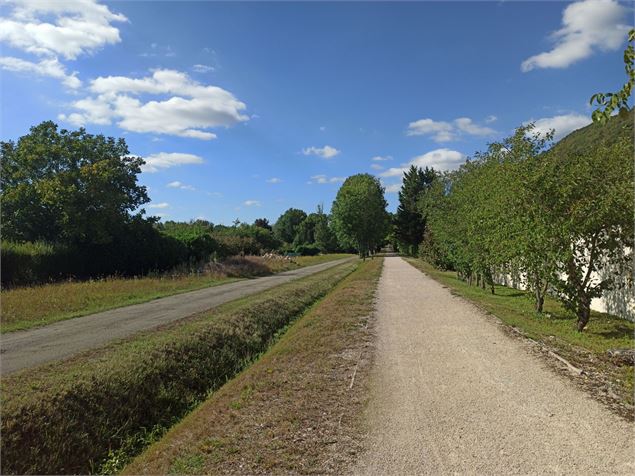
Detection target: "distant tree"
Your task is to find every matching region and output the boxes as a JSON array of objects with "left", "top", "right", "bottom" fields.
[
  {"left": 590, "top": 29, "right": 634, "bottom": 124},
  {"left": 273, "top": 208, "right": 307, "bottom": 244},
  {"left": 331, "top": 174, "right": 390, "bottom": 259},
  {"left": 394, "top": 165, "right": 436, "bottom": 256},
  {"left": 253, "top": 218, "right": 272, "bottom": 231},
  {"left": 1, "top": 121, "right": 148, "bottom": 245}
]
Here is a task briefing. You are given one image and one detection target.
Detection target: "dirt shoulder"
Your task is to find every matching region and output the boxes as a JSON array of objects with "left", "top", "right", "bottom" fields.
[{"left": 124, "top": 258, "right": 382, "bottom": 475}]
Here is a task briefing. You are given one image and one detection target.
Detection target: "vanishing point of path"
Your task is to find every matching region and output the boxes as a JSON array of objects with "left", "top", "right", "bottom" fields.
[
  {"left": 1, "top": 258, "right": 354, "bottom": 375},
  {"left": 355, "top": 257, "right": 634, "bottom": 475}
]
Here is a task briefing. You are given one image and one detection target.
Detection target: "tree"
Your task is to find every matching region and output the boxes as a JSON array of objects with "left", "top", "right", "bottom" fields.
[
  {"left": 590, "top": 29, "right": 634, "bottom": 124},
  {"left": 394, "top": 165, "right": 436, "bottom": 256},
  {"left": 273, "top": 208, "right": 307, "bottom": 244},
  {"left": 331, "top": 174, "right": 390, "bottom": 259},
  {"left": 253, "top": 218, "right": 272, "bottom": 231},
  {"left": 1, "top": 121, "right": 148, "bottom": 245}
]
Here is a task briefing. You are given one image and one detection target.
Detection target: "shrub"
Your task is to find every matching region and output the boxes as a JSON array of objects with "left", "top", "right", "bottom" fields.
[
  {"left": 294, "top": 244, "right": 321, "bottom": 256},
  {"left": 1, "top": 241, "right": 73, "bottom": 285}
]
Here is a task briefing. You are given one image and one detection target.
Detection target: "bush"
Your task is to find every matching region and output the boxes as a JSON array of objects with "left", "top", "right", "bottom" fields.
[
  {"left": 0, "top": 263, "right": 355, "bottom": 475},
  {"left": 294, "top": 244, "right": 321, "bottom": 256},
  {"left": 1, "top": 241, "right": 73, "bottom": 285}
]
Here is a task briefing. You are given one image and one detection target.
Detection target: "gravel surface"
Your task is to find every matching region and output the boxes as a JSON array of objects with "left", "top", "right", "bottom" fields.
[
  {"left": 354, "top": 257, "right": 635, "bottom": 475},
  {"left": 0, "top": 258, "right": 354, "bottom": 375}
]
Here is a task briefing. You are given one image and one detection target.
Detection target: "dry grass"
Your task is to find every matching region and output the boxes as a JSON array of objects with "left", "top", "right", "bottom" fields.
[
  {"left": 124, "top": 258, "right": 383, "bottom": 475},
  {"left": 1, "top": 254, "right": 352, "bottom": 333}
]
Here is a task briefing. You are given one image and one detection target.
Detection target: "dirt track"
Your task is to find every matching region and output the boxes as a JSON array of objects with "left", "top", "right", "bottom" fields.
[
  {"left": 0, "top": 258, "right": 354, "bottom": 375},
  {"left": 355, "top": 257, "right": 635, "bottom": 475}
]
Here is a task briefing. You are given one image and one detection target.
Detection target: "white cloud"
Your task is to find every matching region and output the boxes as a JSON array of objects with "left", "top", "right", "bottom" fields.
[
  {"left": 371, "top": 155, "right": 393, "bottom": 161},
  {"left": 485, "top": 115, "right": 498, "bottom": 124},
  {"left": 148, "top": 202, "right": 169, "bottom": 209},
  {"left": 381, "top": 149, "right": 466, "bottom": 178},
  {"left": 60, "top": 69, "right": 249, "bottom": 139},
  {"left": 384, "top": 183, "right": 402, "bottom": 194},
  {"left": 407, "top": 117, "right": 495, "bottom": 142},
  {"left": 526, "top": 113, "right": 592, "bottom": 141},
  {"left": 140, "top": 152, "right": 205, "bottom": 173},
  {"left": 370, "top": 163, "right": 384, "bottom": 171},
  {"left": 266, "top": 177, "right": 282, "bottom": 184},
  {"left": 192, "top": 64, "right": 215, "bottom": 73},
  {"left": 0, "top": 0, "right": 127, "bottom": 60},
  {"left": 309, "top": 175, "right": 345, "bottom": 184},
  {"left": 0, "top": 56, "right": 81, "bottom": 88},
  {"left": 166, "top": 181, "right": 196, "bottom": 191},
  {"left": 302, "top": 145, "right": 340, "bottom": 159},
  {"left": 244, "top": 200, "right": 261, "bottom": 207},
  {"left": 521, "top": 0, "right": 629, "bottom": 71}
]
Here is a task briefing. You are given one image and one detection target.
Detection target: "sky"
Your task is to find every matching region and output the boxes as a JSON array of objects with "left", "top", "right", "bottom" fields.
[{"left": 0, "top": 0, "right": 631, "bottom": 225}]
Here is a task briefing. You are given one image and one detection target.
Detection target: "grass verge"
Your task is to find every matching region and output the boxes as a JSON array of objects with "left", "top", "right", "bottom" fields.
[
  {"left": 405, "top": 258, "right": 634, "bottom": 417},
  {"left": 0, "top": 260, "right": 357, "bottom": 475},
  {"left": 1, "top": 253, "right": 352, "bottom": 333},
  {"left": 124, "top": 258, "right": 383, "bottom": 475}
]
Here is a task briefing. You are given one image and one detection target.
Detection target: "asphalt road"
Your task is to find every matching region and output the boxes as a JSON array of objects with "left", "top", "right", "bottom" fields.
[
  {"left": 355, "top": 257, "right": 635, "bottom": 475},
  {"left": 1, "top": 258, "right": 355, "bottom": 375}
]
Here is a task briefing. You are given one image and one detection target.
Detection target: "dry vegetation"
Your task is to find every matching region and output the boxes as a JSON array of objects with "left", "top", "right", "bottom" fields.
[
  {"left": 1, "top": 253, "right": 352, "bottom": 332},
  {"left": 124, "top": 258, "right": 383, "bottom": 475}
]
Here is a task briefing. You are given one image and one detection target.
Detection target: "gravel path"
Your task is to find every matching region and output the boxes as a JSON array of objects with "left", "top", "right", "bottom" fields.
[
  {"left": 355, "top": 257, "right": 635, "bottom": 475},
  {"left": 0, "top": 258, "right": 354, "bottom": 375}
]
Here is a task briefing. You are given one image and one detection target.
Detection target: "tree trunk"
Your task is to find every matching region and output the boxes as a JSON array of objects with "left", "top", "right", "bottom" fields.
[
  {"left": 576, "top": 295, "right": 591, "bottom": 332},
  {"left": 535, "top": 291, "right": 544, "bottom": 313}
]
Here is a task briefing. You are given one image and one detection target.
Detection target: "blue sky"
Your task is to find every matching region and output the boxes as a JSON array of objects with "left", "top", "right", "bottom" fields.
[{"left": 0, "top": 0, "right": 631, "bottom": 224}]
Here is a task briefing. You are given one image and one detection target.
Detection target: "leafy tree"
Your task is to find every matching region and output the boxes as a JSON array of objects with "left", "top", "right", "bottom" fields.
[
  {"left": 253, "top": 218, "right": 272, "bottom": 231},
  {"left": 1, "top": 121, "right": 148, "bottom": 245},
  {"left": 394, "top": 165, "right": 436, "bottom": 256},
  {"left": 590, "top": 29, "right": 634, "bottom": 124},
  {"left": 273, "top": 208, "right": 307, "bottom": 244},
  {"left": 331, "top": 174, "right": 390, "bottom": 259}
]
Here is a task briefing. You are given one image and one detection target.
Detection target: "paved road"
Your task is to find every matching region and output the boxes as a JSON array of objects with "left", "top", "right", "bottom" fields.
[
  {"left": 355, "top": 257, "right": 635, "bottom": 475},
  {"left": 1, "top": 258, "right": 354, "bottom": 375}
]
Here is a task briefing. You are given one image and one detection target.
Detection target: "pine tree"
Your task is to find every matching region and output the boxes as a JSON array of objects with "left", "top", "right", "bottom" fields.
[{"left": 394, "top": 165, "right": 436, "bottom": 256}]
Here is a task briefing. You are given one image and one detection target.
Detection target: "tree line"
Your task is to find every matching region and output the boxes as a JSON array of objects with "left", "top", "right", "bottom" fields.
[
  {"left": 393, "top": 111, "right": 633, "bottom": 331},
  {"left": 1, "top": 122, "right": 391, "bottom": 285}
]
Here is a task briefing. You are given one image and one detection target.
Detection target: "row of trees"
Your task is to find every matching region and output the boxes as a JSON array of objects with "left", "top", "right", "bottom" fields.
[
  {"left": 1, "top": 121, "right": 393, "bottom": 284},
  {"left": 394, "top": 112, "right": 633, "bottom": 331}
]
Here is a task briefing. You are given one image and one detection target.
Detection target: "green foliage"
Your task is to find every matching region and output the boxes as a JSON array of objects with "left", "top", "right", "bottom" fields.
[
  {"left": 253, "top": 218, "right": 272, "bottom": 231},
  {"left": 421, "top": 113, "right": 634, "bottom": 329},
  {"left": 331, "top": 174, "right": 390, "bottom": 258},
  {"left": 590, "top": 29, "right": 634, "bottom": 124},
  {"left": 294, "top": 244, "right": 321, "bottom": 256},
  {"left": 273, "top": 208, "right": 307, "bottom": 244},
  {"left": 0, "top": 263, "right": 356, "bottom": 475},
  {"left": 160, "top": 220, "right": 216, "bottom": 262},
  {"left": 394, "top": 165, "right": 436, "bottom": 256},
  {"left": 1, "top": 121, "right": 148, "bottom": 245}
]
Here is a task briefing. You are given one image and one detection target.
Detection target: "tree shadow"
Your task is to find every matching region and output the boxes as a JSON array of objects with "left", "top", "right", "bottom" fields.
[{"left": 592, "top": 324, "right": 634, "bottom": 341}]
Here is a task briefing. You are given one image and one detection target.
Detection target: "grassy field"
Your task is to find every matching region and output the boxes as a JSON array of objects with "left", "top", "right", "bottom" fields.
[
  {"left": 404, "top": 258, "right": 634, "bottom": 410},
  {"left": 1, "top": 253, "right": 352, "bottom": 333},
  {"left": 124, "top": 258, "right": 382, "bottom": 475},
  {"left": 1, "top": 260, "right": 357, "bottom": 475}
]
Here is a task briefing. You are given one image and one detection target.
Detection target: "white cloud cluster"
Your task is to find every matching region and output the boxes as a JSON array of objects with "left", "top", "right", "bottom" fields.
[
  {"left": 148, "top": 202, "right": 170, "bottom": 209},
  {"left": 59, "top": 69, "right": 249, "bottom": 139},
  {"left": 192, "top": 64, "right": 215, "bottom": 73},
  {"left": 370, "top": 164, "right": 384, "bottom": 171},
  {"left": 0, "top": 0, "right": 126, "bottom": 88},
  {"left": 525, "top": 113, "right": 592, "bottom": 141},
  {"left": 167, "top": 181, "right": 196, "bottom": 191},
  {"left": 140, "top": 152, "right": 205, "bottom": 173},
  {"left": 521, "top": 0, "right": 630, "bottom": 71},
  {"left": 309, "top": 175, "right": 345, "bottom": 184},
  {"left": 381, "top": 149, "right": 466, "bottom": 179},
  {"left": 371, "top": 155, "right": 393, "bottom": 161},
  {"left": 244, "top": 200, "right": 261, "bottom": 207},
  {"left": 266, "top": 177, "right": 282, "bottom": 184},
  {"left": 302, "top": 145, "right": 340, "bottom": 159},
  {"left": 407, "top": 117, "right": 496, "bottom": 142}
]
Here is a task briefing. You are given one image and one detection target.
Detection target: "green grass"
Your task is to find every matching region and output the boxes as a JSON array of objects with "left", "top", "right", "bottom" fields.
[
  {"left": 404, "top": 259, "right": 634, "bottom": 354},
  {"left": 1, "top": 260, "right": 357, "bottom": 475},
  {"left": 1, "top": 253, "right": 352, "bottom": 333}
]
